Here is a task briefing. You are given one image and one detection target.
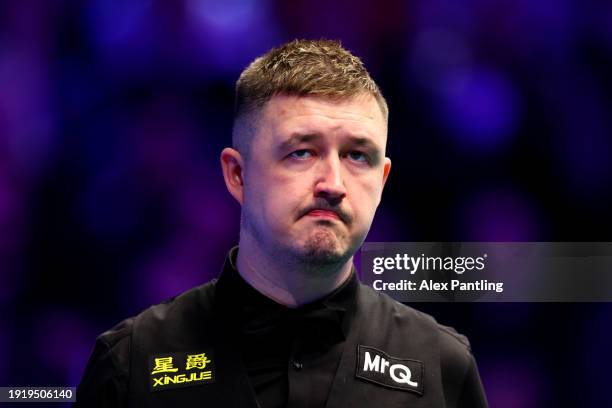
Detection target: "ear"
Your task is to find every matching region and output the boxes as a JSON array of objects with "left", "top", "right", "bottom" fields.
[
  {"left": 220, "top": 147, "right": 245, "bottom": 205},
  {"left": 375, "top": 157, "right": 391, "bottom": 206},
  {"left": 382, "top": 157, "right": 392, "bottom": 187}
]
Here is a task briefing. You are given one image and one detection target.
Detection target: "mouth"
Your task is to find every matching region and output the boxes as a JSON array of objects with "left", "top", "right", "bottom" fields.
[{"left": 305, "top": 209, "right": 342, "bottom": 220}]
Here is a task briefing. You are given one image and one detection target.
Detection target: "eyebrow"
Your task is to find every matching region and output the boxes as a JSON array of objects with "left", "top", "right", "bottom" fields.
[
  {"left": 350, "top": 136, "right": 381, "bottom": 155},
  {"left": 278, "top": 133, "right": 322, "bottom": 151},
  {"left": 278, "top": 132, "right": 382, "bottom": 157}
]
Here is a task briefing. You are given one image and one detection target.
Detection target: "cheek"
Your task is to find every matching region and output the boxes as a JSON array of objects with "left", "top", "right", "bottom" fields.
[
  {"left": 350, "top": 178, "right": 383, "bottom": 221},
  {"left": 246, "top": 171, "right": 305, "bottom": 220}
]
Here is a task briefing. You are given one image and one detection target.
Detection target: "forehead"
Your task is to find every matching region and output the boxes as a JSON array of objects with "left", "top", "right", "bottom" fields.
[{"left": 257, "top": 93, "right": 387, "bottom": 145}]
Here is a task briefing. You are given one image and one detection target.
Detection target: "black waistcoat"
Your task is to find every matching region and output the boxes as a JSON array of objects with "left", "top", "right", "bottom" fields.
[{"left": 123, "top": 280, "right": 455, "bottom": 408}]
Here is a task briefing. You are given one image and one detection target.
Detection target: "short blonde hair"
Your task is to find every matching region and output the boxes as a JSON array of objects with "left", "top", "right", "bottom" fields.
[{"left": 232, "top": 39, "right": 388, "bottom": 156}]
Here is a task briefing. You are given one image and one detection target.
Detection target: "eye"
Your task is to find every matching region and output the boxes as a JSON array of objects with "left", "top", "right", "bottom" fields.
[
  {"left": 289, "top": 149, "right": 313, "bottom": 160},
  {"left": 347, "top": 151, "right": 369, "bottom": 163}
]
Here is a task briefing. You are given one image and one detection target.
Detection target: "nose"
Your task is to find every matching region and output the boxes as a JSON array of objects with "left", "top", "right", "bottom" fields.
[{"left": 314, "top": 155, "right": 347, "bottom": 204}]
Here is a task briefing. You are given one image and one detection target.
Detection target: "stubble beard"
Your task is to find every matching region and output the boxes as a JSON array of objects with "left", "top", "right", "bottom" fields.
[
  {"left": 300, "top": 227, "right": 347, "bottom": 265},
  {"left": 242, "top": 209, "right": 352, "bottom": 271}
]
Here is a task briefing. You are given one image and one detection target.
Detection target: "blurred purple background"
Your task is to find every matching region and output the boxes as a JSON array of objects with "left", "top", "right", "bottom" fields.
[{"left": 1, "top": 0, "right": 611, "bottom": 406}]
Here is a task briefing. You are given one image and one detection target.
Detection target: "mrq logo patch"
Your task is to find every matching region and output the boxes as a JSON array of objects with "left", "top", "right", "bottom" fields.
[
  {"left": 356, "top": 345, "right": 423, "bottom": 395},
  {"left": 148, "top": 350, "right": 215, "bottom": 391}
]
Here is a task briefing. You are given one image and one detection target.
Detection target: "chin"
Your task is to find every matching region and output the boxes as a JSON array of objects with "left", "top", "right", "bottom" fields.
[{"left": 299, "top": 230, "right": 350, "bottom": 266}]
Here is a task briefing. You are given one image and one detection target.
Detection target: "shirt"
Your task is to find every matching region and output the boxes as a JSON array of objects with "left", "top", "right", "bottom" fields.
[{"left": 215, "top": 246, "right": 358, "bottom": 408}]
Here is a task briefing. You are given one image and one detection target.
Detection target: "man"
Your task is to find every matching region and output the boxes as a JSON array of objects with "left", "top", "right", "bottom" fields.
[{"left": 76, "top": 39, "right": 488, "bottom": 407}]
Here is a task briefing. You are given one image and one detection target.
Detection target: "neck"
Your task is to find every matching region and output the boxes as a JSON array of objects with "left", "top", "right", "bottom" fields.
[{"left": 235, "top": 235, "right": 354, "bottom": 308}]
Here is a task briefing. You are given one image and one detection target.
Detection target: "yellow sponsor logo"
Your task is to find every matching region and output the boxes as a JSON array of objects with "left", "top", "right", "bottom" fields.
[
  {"left": 152, "top": 370, "right": 213, "bottom": 388},
  {"left": 149, "top": 351, "right": 215, "bottom": 391}
]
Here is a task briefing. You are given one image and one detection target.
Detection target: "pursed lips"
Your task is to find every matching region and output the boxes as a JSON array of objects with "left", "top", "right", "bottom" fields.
[{"left": 306, "top": 209, "right": 341, "bottom": 220}]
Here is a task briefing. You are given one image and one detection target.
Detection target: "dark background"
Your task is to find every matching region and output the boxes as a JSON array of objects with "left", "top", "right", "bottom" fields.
[{"left": 1, "top": 0, "right": 611, "bottom": 406}]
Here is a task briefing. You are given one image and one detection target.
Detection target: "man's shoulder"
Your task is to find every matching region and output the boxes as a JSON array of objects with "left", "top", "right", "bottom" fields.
[
  {"left": 358, "top": 283, "right": 473, "bottom": 356},
  {"left": 96, "top": 279, "right": 218, "bottom": 349},
  {"left": 357, "top": 285, "right": 487, "bottom": 406},
  {"left": 76, "top": 280, "right": 219, "bottom": 404}
]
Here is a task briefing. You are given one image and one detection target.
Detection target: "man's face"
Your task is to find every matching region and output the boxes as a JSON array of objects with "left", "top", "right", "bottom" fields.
[{"left": 240, "top": 93, "right": 391, "bottom": 266}]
